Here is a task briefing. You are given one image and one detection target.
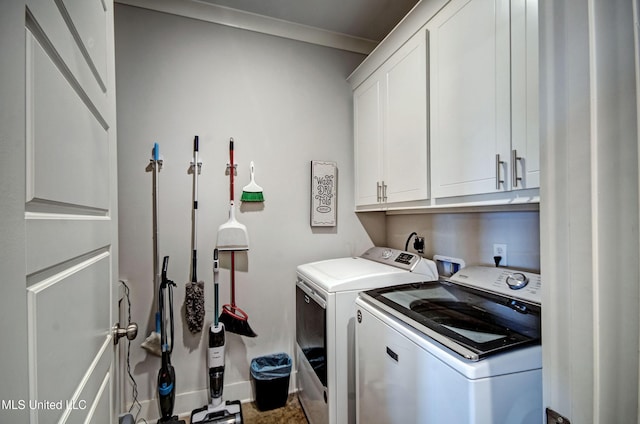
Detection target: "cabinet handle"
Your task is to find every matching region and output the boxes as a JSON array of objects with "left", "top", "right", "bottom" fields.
[
  {"left": 511, "top": 149, "right": 523, "bottom": 188},
  {"left": 382, "top": 181, "right": 388, "bottom": 202},
  {"left": 495, "top": 154, "right": 505, "bottom": 190},
  {"left": 376, "top": 181, "right": 381, "bottom": 202}
]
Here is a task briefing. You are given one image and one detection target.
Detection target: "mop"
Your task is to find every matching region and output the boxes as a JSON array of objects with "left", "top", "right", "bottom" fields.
[
  {"left": 216, "top": 138, "right": 257, "bottom": 337},
  {"left": 142, "top": 143, "right": 162, "bottom": 357},
  {"left": 185, "top": 135, "right": 205, "bottom": 333},
  {"left": 156, "top": 256, "right": 185, "bottom": 424},
  {"left": 190, "top": 249, "right": 244, "bottom": 424}
]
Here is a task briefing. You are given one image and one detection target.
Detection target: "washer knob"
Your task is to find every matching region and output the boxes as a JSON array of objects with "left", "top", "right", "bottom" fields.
[
  {"left": 506, "top": 272, "right": 529, "bottom": 290},
  {"left": 382, "top": 249, "right": 393, "bottom": 259}
]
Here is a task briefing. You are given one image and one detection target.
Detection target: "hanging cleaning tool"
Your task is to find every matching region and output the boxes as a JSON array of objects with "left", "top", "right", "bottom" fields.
[
  {"left": 219, "top": 251, "right": 257, "bottom": 337},
  {"left": 216, "top": 137, "right": 256, "bottom": 337},
  {"left": 142, "top": 142, "right": 163, "bottom": 357},
  {"left": 156, "top": 256, "right": 186, "bottom": 424},
  {"left": 216, "top": 138, "right": 249, "bottom": 251},
  {"left": 190, "top": 249, "right": 244, "bottom": 424},
  {"left": 240, "top": 161, "right": 264, "bottom": 202},
  {"left": 185, "top": 135, "right": 205, "bottom": 333}
]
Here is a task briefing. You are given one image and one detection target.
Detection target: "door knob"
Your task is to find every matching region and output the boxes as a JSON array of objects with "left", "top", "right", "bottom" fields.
[{"left": 112, "top": 322, "right": 138, "bottom": 345}]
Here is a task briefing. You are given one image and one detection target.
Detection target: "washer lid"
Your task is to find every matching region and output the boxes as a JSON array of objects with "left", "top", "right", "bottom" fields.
[
  {"left": 359, "top": 278, "right": 541, "bottom": 361},
  {"left": 297, "top": 257, "right": 433, "bottom": 293}
]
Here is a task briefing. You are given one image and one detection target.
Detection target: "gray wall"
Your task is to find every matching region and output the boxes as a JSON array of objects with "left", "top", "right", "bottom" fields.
[
  {"left": 386, "top": 212, "right": 540, "bottom": 272},
  {"left": 115, "top": 4, "right": 372, "bottom": 416}
]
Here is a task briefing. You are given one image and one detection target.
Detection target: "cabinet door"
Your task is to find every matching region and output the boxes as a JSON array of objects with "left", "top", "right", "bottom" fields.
[
  {"left": 383, "top": 30, "right": 429, "bottom": 203},
  {"left": 428, "top": 0, "right": 511, "bottom": 198},
  {"left": 354, "top": 75, "right": 383, "bottom": 206},
  {"left": 510, "top": 0, "right": 539, "bottom": 189}
]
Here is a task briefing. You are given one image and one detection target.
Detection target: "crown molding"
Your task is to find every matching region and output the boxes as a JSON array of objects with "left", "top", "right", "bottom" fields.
[{"left": 115, "top": 0, "right": 377, "bottom": 54}]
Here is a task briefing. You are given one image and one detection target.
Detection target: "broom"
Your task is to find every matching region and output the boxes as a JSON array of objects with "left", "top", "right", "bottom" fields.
[
  {"left": 219, "top": 251, "right": 257, "bottom": 337},
  {"left": 217, "top": 138, "right": 256, "bottom": 337},
  {"left": 185, "top": 136, "right": 205, "bottom": 333},
  {"left": 240, "top": 161, "right": 264, "bottom": 202}
]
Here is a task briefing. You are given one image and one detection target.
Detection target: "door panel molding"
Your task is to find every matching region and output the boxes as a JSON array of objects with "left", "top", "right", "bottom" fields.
[{"left": 27, "top": 253, "right": 111, "bottom": 412}]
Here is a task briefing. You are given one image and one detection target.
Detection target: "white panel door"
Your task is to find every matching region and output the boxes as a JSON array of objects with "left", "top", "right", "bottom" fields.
[
  {"left": 383, "top": 29, "right": 429, "bottom": 204},
  {"left": 428, "top": 0, "right": 511, "bottom": 198},
  {"left": 354, "top": 76, "right": 383, "bottom": 206},
  {"left": 0, "top": 0, "right": 119, "bottom": 422},
  {"left": 510, "top": 0, "right": 539, "bottom": 190}
]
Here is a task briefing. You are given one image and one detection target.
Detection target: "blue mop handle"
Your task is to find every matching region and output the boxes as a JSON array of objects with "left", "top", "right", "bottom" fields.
[{"left": 153, "top": 142, "right": 159, "bottom": 162}]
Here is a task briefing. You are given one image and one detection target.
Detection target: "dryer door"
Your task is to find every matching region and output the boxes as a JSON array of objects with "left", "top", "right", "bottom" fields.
[{"left": 296, "top": 279, "right": 327, "bottom": 386}]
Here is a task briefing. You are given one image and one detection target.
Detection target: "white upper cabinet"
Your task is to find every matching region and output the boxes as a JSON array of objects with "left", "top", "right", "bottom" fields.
[
  {"left": 354, "top": 30, "right": 428, "bottom": 207},
  {"left": 428, "top": 0, "right": 539, "bottom": 199},
  {"left": 354, "top": 77, "right": 383, "bottom": 206},
  {"left": 511, "top": 0, "right": 540, "bottom": 190}
]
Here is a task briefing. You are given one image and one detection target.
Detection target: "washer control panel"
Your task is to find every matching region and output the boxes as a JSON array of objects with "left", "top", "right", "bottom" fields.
[{"left": 449, "top": 266, "right": 541, "bottom": 305}]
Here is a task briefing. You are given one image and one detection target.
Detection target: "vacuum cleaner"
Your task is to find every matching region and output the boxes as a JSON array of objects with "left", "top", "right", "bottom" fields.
[
  {"left": 190, "top": 249, "right": 243, "bottom": 424},
  {"left": 156, "top": 256, "right": 186, "bottom": 424}
]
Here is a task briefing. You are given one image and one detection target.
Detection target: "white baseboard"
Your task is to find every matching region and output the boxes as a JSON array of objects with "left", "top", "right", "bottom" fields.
[{"left": 126, "top": 371, "right": 298, "bottom": 421}]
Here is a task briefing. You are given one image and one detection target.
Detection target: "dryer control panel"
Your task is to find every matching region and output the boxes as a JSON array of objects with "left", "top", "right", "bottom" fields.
[{"left": 360, "top": 247, "right": 438, "bottom": 279}]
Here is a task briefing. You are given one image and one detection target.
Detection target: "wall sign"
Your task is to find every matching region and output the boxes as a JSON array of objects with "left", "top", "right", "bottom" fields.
[{"left": 311, "top": 160, "right": 337, "bottom": 227}]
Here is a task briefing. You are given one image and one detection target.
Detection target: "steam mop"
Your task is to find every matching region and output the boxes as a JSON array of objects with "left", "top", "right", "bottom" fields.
[
  {"left": 156, "top": 256, "right": 185, "bottom": 424},
  {"left": 190, "top": 249, "right": 243, "bottom": 424}
]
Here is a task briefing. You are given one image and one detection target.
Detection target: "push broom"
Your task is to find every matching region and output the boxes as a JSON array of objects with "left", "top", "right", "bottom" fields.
[
  {"left": 185, "top": 136, "right": 205, "bottom": 334},
  {"left": 216, "top": 138, "right": 257, "bottom": 338}
]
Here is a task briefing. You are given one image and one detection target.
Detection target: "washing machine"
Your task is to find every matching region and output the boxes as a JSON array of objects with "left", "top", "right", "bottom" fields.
[
  {"left": 295, "top": 246, "right": 439, "bottom": 424},
  {"left": 355, "top": 265, "right": 543, "bottom": 423}
]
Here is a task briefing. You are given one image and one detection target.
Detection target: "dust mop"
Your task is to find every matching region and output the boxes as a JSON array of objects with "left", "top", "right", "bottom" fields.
[
  {"left": 142, "top": 142, "right": 162, "bottom": 357},
  {"left": 185, "top": 136, "right": 205, "bottom": 333},
  {"left": 240, "top": 161, "right": 264, "bottom": 202},
  {"left": 190, "top": 249, "right": 244, "bottom": 424},
  {"left": 216, "top": 138, "right": 256, "bottom": 337}
]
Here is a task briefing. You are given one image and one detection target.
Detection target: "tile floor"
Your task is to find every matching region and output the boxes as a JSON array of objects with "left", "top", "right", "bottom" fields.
[{"left": 241, "top": 394, "right": 307, "bottom": 424}]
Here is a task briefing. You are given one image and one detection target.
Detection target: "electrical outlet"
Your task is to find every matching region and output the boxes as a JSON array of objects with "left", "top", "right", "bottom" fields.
[
  {"left": 493, "top": 243, "right": 507, "bottom": 266},
  {"left": 413, "top": 236, "right": 425, "bottom": 253}
]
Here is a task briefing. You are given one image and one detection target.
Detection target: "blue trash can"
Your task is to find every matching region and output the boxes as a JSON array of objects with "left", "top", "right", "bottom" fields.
[{"left": 250, "top": 352, "right": 292, "bottom": 411}]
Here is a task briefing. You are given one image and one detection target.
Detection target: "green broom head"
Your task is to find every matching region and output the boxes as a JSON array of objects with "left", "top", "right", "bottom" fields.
[{"left": 241, "top": 161, "right": 264, "bottom": 202}]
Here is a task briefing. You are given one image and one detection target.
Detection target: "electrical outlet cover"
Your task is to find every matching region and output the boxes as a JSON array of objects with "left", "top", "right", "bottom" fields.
[{"left": 493, "top": 243, "right": 507, "bottom": 266}]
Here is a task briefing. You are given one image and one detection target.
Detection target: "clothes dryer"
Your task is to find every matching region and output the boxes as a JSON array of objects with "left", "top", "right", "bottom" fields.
[{"left": 296, "top": 247, "right": 438, "bottom": 424}]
